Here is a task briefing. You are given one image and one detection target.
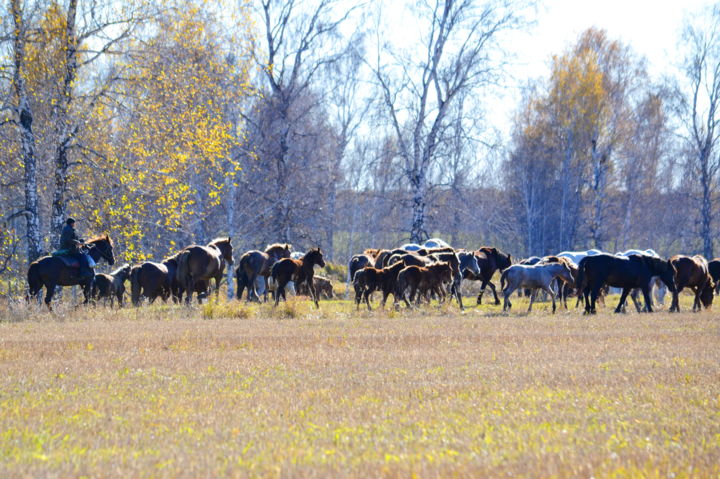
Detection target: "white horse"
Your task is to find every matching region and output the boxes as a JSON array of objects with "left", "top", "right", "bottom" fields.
[
  {"left": 557, "top": 249, "right": 603, "bottom": 265},
  {"left": 615, "top": 249, "right": 667, "bottom": 306},
  {"left": 423, "top": 238, "right": 451, "bottom": 249},
  {"left": 500, "top": 262, "right": 575, "bottom": 313}
]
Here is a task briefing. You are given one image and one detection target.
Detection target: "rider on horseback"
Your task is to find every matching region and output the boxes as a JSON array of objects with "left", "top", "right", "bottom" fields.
[{"left": 59, "top": 218, "right": 95, "bottom": 281}]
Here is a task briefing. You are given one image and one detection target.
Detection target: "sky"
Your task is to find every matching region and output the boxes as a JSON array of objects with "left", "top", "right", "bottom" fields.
[{"left": 490, "top": 0, "right": 713, "bottom": 136}]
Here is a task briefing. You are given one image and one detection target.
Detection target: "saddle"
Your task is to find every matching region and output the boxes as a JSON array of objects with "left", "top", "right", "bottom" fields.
[
  {"left": 51, "top": 250, "right": 81, "bottom": 268},
  {"left": 57, "top": 255, "right": 81, "bottom": 268}
]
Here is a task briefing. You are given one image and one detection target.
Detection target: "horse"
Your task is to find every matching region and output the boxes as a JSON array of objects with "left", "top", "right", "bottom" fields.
[
  {"left": 346, "top": 249, "right": 380, "bottom": 298},
  {"left": 423, "top": 238, "right": 451, "bottom": 249},
  {"left": 296, "top": 275, "right": 334, "bottom": 299},
  {"left": 708, "top": 259, "right": 720, "bottom": 295},
  {"left": 353, "top": 261, "right": 405, "bottom": 311},
  {"left": 500, "top": 262, "right": 574, "bottom": 313},
  {"left": 399, "top": 243, "right": 422, "bottom": 251},
  {"left": 176, "top": 237, "right": 233, "bottom": 304},
  {"left": 91, "top": 264, "right": 131, "bottom": 307},
  {"left": 464, "top": 247, "right": 513, "bottom": 305},
  {"left": 616, "top": 249, "right": 668, "bottom": 308},
  {"left": 271, "top": 248, "right": 326, "bottom": 308},
  {"left": 27, "top": 235, "right": 116, "bottom": 309},
  {"left": 236, "top": 243, "right": 292, "bottom": 302},
  {"left": 557, "top": 249, "right": 603, "bottom": 265},
  {"left": 396, "top": 262, "right": 453, "bottom": 308},
  {"left": 130, "top": 254, "right": 180, "bottom": 306},
  {"left": 669, "top": 255, "right": 714, "bottom": 312},
  {"left": 576, "top": 254, "right": 676, "bottom": 314},
  {"left": 539, "top": 256, "right": 578, "bottom": 309}
]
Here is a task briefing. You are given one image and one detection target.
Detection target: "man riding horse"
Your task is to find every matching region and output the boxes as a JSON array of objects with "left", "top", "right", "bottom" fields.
[{"left": 58, "top": 218, "right": 95, "bottom": 281}]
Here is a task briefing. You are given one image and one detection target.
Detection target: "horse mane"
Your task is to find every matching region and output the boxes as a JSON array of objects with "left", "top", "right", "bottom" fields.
[
  {"left": 111, "top": 263, "right": 130, "bottom": 276},
  {"left": 209, "top": 237, "right": 231, "bottom": 246},
  {"left": 88, "top": 234, "right": 113, "bottom": 246},
  {"left": 163, "top": 251, "right": 182, "bottom": 262}
]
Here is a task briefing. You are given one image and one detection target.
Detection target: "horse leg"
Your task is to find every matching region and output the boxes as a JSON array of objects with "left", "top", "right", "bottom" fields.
[
  {"left": 527, "top": 289, "right": 536, "bottom": 313},
  {"left": 589, "top": 287, "right": 600, "bottom": 315},
  {"left": 615, "top": 288, "right": 631, "bottom": 313},
  {"left": 308, "top": 278, "right": 319, "bottom": 308},
  {"left": 44, "top": 281, "right": 56, "bottom": 310},
  {"left": 670, "top": 286, "right": 682, "bottom": 312},
  {"left": 502, "top": 285, "right": 515, "bottom": 311},
  {"left": 477, "top": 281, "right": 486, "bottom": 305},
  {"left": 545, "top": 285, "right": 557, "bottom": 313},
  {"left": 364, "top": 288, "right": 373, "bottom": 311},
  {"left": 629, "top": 289, "right": 642, "bottom": 313},
  {"left": 488, "top": 281, "right": 501, "bottom": 305},
  {"left": 453, "top": 278, "right": 464, "bottom": 310}
]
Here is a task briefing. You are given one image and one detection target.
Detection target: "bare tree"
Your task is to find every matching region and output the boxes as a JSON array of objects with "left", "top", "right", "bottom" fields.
[
  {"left": 7, "top": 0, "right": 42, "bottom": 262},
  {"left": 372, "top": 0, "right": 527, "bottom": 243},
  {"left": 249, "top": 0, "right": 360, "bottom": 244},
  {"left": 680, "top": 3, "right": 720, "bottom": 258}
]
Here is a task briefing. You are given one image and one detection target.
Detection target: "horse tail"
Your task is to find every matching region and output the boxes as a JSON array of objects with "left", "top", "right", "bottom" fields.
[
  {"left": 26, "top": 262, "right": 41, "bottom": 301},
  {"left": 235, "top": 266, "right": 248, "bottom": 300},
  {"left": 270, "top": 261, "right": 281, "bottom": 282},
  {"left": 130, "top": 265, "right": 142, "bottom": 306},
  {"left": 500, "top": 269, "right": 508, "bottom": 291},
  {"left": 575, "top": 259, "right": 587, "bottom": 293}
]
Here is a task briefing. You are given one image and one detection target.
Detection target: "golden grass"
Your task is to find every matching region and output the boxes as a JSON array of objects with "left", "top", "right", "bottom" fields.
[{"left": 0, "top": 294, "right": 718, "bottom": 477}]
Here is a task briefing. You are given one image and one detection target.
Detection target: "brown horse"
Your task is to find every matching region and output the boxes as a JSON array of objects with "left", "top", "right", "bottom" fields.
[
  {"left": 91, "top": 264, "right": 131, "bottom": 307},
  {"left": 353, "top": 261, "right": 405, "bottom": 311},
  {"left": 464, "top": 247, "right": 513, "bottom": 305},
  {"left": 27, "top": 235, "right": 116, "bottom": 308},
  {"left": 669, "top": 255, "right": 714, "bottom": 312},
  {"left": 176, "top": 237, "right": 233, "bottom": 304},
  {"left": 396, "top": 262, "right": 453, "bottom": 308},
  {"left": 347, "top": 249, "right": 380, "bottom": 297},
  {"left": 236, "top": 243, "right": 292, "bottom": 302},
  {"left": 271, "top": 248, "right": 326, "bottom": 308},
  {"left": 129, "top": 252, "right": 186, "bottom": 306},
  {"left": 296, "top": 275, "right": 334, "bottom": 299},
  {"left": 709, "top": 259, "right": 720, "bottom": 295}
]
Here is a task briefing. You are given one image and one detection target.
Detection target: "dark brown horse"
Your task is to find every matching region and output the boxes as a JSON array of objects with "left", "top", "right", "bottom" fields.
[
  {"left": 176, "top": 237, "right": 233, "bottom": 304},
  {"left": 296, "top": 275, "right": 334, "bottom": 299},
  {"left": 709, "top": 259, "right": 720, "bottom": 295},
  {"left": 396, "top": 262, "right": 453, "bottom": 308},
  {"left": 669, "top": 255, "right": 714, "bottom": 312},
  {"left": 27, "top": 235, "right": 116, "bottom": 308},
  {"left": 129, "top": 252, "right": 184, "bottom": 306},
  {"left": 464, "top": 247, "right": 513, "bottom": 305},
  {"left": 353, "top": 261, "right": 405, "bottom": 311},
  {"left": 271, "top": 248, "right": 326, "bottom": 308},
  {"left": 236, "top": 243, "right": 292, "bottom": 302},
  {"left": 347, "top": 249, "right": 380, "bottom": 297},
  {"left": 91, "top": 264, "right": 131, "bottom": 307}
]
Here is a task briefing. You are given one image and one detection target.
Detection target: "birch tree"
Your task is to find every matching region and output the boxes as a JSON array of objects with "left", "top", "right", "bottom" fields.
[
  {"left": 372, "top": 0, "right": 527, "bottom": 243},
  {"left": 680, "top": 3, "right": 720, "bottom": 258}
]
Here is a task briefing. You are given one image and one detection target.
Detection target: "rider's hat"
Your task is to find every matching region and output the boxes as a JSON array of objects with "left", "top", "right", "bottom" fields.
[{"left": 66, "top": 218, "right": 75, "bottom": 225}]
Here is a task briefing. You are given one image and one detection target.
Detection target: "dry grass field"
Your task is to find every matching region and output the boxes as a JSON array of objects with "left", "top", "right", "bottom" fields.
[{"left": 0, "top": 294, "right": 718, "bottom": 477}]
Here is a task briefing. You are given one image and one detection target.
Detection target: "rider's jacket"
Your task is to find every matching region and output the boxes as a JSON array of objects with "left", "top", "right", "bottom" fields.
[{"left": 59, "top": 225, "right": 83, "bottom": 252}]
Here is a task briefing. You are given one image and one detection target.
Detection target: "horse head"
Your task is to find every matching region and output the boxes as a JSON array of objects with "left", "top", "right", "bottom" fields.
[
  {"left": 88, "top": 234, "right": 115, "bottom": 265},
  {"left": 211, "top": 237, "right": 234, "bottom": 264},
  {"left": 306, "top": 248, "right": 326, "bottom": 269},
  {"left": 701, "top": 279, "right": 714, "bottom": 309}
]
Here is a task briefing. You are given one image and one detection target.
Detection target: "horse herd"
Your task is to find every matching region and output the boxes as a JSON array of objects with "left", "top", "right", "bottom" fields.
[
  {"left": 24, "top": 234, "right": 720, "bottom": 314},
  {"left": 349, "top": 242, "right": 719, "bottom": 314}
]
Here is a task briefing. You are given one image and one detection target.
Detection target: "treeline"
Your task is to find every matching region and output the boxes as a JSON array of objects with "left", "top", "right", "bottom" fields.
[{"left": 1, "top": 0, "right": 719, "bottom": 285}]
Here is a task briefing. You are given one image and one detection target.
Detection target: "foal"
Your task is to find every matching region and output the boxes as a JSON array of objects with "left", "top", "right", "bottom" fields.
[
  {"left": 271, "top": 248, "right": 326, "bottom": 308},
  {"left": 92, "top": 264, "right": 132, "bottom": 307}
]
